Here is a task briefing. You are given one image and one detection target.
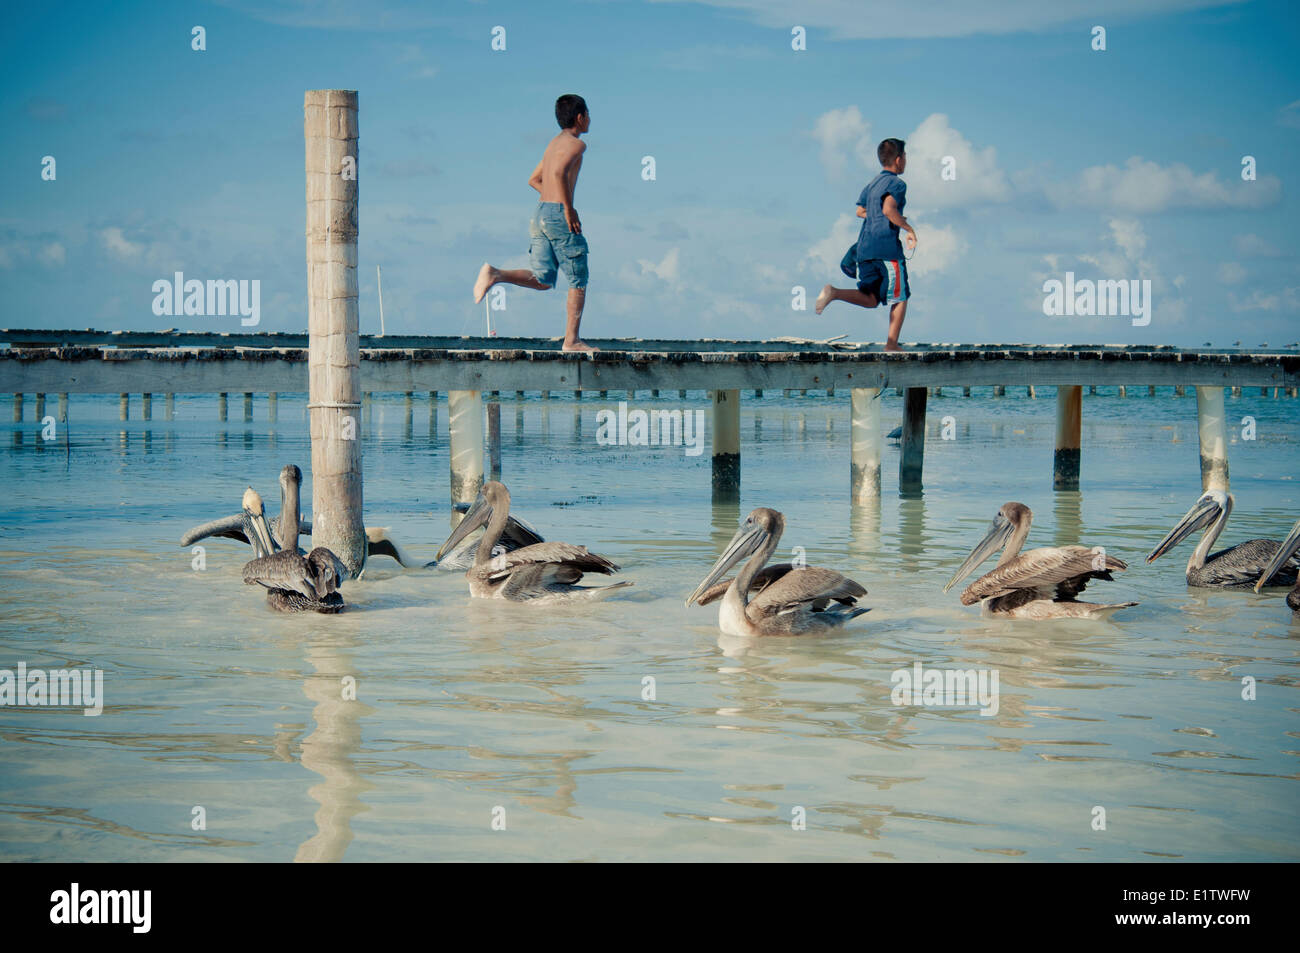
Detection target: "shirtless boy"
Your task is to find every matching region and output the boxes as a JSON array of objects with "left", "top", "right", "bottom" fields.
[{"left": 473, "top": 94, "right": 596, "bottom": 352}]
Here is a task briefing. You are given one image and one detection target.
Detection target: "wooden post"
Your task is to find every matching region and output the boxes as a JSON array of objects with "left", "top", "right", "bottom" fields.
[
  {"left": 268, "top": 392, "right": 278, "bottom": 422},
  {"left": 1174, "top": 385, "right": 1185, "bottom": 397},
  {"left": 240, "top": 392, "right": 250, "bottom": 421},
  {"left": 899, "top": 387, "right": 926, "bottom": 497},
  {"left": 679, "top": 389, "right": 686, "bottom": 399},
  {"left": 142, "top": 393, "right": 151, "bottom": 420},
  {"left": 487, "top": 399, "right": 502, "bottom": 480},
  {"left": 993, "top": 385, "right": 1005, "bottom": 397},
  {"left": 712, "top": 389, "right": 740, "bottom": 500},
  {"left": 306, "top": 88, "right": 366, "bottom": 574},
  {"left": 11, "top": 394, "right": 21, "bottom": 423},
  {"left": 1195, "top": 386, "right": 1229, "bottom": 492},
  {"left": 1148, "top": 385, "right": 1156, "bottom": 397},
  {"left": 962, "top": 386, "right": 971, "bottom": 398},
  {"left": 165, "top": 393, "right": 175, "bottom": 420},
  {"left": 34, "top": 393, "right": 45, "bottom": 420},
  {"left": 1053, "top": 385, "right": 1082, "bottom": 490},
  {"left": 1230, "top": 386, "right": 1241, "bottom": 398},
  {"left": 1118, "top": 386, "right": 1127, "bottom": 399},
  {"left": 850, "top": 387, "right": 882, "bottom": 502},
  {"left": 57, "top": 393, "right": 68, "bottom": 422},
  {"left": 448, "top": 390, "right": 484, "bottom": 505},
  {"left": 119, "top": 393, "right": 129, "bottom": 420},
  {"left": 218, "top": 393, "right": 228, "bottom": 421},
  {"left": 1027, "top": 385, "right": 1036, "bottom": 399}
]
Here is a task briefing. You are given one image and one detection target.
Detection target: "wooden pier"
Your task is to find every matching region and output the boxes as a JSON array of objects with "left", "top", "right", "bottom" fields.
[{"left": 3, "top": 330, "right": 1297, "bottom": 501}]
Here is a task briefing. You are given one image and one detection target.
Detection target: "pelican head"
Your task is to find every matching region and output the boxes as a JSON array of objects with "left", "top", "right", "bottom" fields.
[
  {"left": 1146, "top": 489, "right": 1231, "bottom": 563},
  {"left": 1254, "top": 517, "right": 1300, "bottom": 592},
  {"left": 685, "top": 507, "right": 783, "bottom": 607},
  {"left": 436, "top": 481, "right": 509, "bottom": 561},
  {"left": 241, "top": 487, "right": 277, "bottom": 558},
  {"left": 279, "top": 463, "right": 302, "bottom": 493},
  {"left": 943, "top": 501, "right": 1030, "bottom": 593}
]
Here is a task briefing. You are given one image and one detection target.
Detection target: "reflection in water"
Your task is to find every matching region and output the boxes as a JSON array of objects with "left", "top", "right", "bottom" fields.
[
  {"left": 294, "top": 635, "right": 374, "bottom": 863},
  {"left": 1053, "top": 491, "right": 1083, "bottom": 549},
  {"left": 896, "top": 496, "right": 927, "bottom": 572}
]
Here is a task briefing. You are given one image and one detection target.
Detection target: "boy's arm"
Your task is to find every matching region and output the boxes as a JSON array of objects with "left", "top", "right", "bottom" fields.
[
  {"left": 560, "top": 142, "right": 586, "bottom": 233},
  {"left": 527, "top": 159, "right": 544, "bottom": 193},
  {"left": 882, "top": 194, "right": 916, "bottom": 246},
  {"left": 856, "top": 205, "right": 867, "bottom": 218}
]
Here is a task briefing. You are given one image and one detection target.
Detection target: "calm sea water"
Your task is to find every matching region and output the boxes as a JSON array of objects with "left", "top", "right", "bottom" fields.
[{"left": 0, "top": 387, "right": 1296, "bottom": 862}]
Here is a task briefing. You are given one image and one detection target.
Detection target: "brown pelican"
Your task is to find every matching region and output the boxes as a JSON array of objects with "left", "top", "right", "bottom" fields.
[
  {"left": 430, "top": 504, "right": 546, "bottom": 571},
  {"left": 1146, "top": 490, "right": 1300, "bottom": 588},
  {"left": 685, "top": 508, "right": 869, "bottom": 636},
  {"left": 179, "top": 464, "right": 418, "bottom": 568},
  {"left": 241, "top": 487, "right": 348, "bottom": 613},
  {"left": 434, "top": 481, "right": 630, "bottom": 604},
  {"left": 1254, "top": 518, "right": 1300, "bottom": 614},
  {"left": 943, "top": 502, "right": 1137, "bottom": 619}
]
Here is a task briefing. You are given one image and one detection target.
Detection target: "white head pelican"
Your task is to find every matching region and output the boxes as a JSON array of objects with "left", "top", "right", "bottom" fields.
[
  {"left": 434, "top": 481, "right": 630, "bottom": 604},
  {"left": 1147, "top": 490, "right": 1300, "bottom": 588},
  {"left": 180, "top": 464, "right": 418, "bottom": 569},
  {"left": 685, "top": 507, "right": 869, "bottom": 636},
  {"left": 1254, "top": 518, "right": 1300, "bottom": 615},
  {"left": 240, "top": 487, "right": 348, "bottom": 613},
  {"left": 944, "top": 502, "right": 1137, "bottom": 619}
]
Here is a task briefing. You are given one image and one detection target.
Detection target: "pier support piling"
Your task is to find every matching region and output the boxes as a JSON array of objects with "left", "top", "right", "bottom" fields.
[
  {"left": 58, "top": 393, "right": 68, "bottom": 422},
  {"left": 449, "top": 389, "right": 485, "bottom": 505},
  {"left": 165, "top": 393, "right": 175, "bottom": 420},
  {"left": 850, "top": 388, "right": 882, "bottom": 502},
  {"left": 218, "top": 393, "right": 227, "bottom": 421},
  {"left": 305, "top": 88, "right": 366, "bottom": 575},
  {"left": 119, "top": 393, "right": 129, "bottom": 420},
  {"left": 267, "top": 392, "right": 277, "bottom": 422},
  {"left": 1195, "top": 386, "right": 1230, "bottom": 492},
  {"left": 142, "top": 393, "right": 151, "bottom": 420},
  {"left": 899, "top": 387, "right": 927, "bottom": 497},
  {"left": 35, "top": 393, "right": 45, "bottom": 420},
  {"left": 11, "top": 394, "right": 22, "bottom": 423},
  {"left": 712, "top": 389, "right": 740, "bottom": 500},
  {"left": 993, "top": 385, "right": 1005, "bottom": 397},
  {"left": 487, "top": 400, "right": 502, "bottom": 480},
  {"left": 1053, "top": 385, "right": 1082, "bottom": 490}
]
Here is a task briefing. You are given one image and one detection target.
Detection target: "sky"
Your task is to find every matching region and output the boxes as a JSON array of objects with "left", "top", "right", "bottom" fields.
[{"left": 2, "top": 0, "right": 1298, "bottom": 345}]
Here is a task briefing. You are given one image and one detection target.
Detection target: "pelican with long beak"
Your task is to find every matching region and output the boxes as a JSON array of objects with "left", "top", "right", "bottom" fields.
[
  {"left": 435, "top": 481, "right": 630, "bottom": 603},
  {"left": 180, "top": 464, "right": 419, "bottom": 569},
  {"left": 685, "top": 508, "right": 868, "bottom": 636},
  {"left": 1254, "top": 518, "right": 1300, "bottom": 615},
  {"left": 1146, "top": 490, "right": 1299, "bottom": 588},
  {"left": 240, "top": 487, "right": 348, "bottom": 613},
  {"left": 944, "top": 502, "right": 1137, "bottom": 619},
  {"left": 428, "top": 504, "right": 546, "bottom": 572}
]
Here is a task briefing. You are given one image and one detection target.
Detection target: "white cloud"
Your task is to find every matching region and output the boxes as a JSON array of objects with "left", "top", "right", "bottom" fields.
[
  {"left": 907, "top": 222, "right": 963, "bottom": 277},
  {"left": 1217, "top": 262, "right": 1246, "bottom": 284},
  {"left": 0, "top": 238, "right": 68, "bottom": 270},
  {"left": 1060, "top": 157, "right": 1281, "bottom": 212},
  {"left": 803, "top": 212, "right": 858, "bottom": 277},
  {"left": 1234, "top": 233, "right": 1285, "bottom": 257},
  {"left": 1278, "top": 99, "right": 1300, "bottom": 129},
  {"left": 100, "top": 227, "right": 143, "bottom": 261},
  {"left": 810, "top": 106, "right": 873, "bottom": 182},
  {"left": 905, "top": 114, "right": 1010, "bottom": 207},
  {"left": 649, "top": 0, "right": 1248, "bottom": 40},
  {"left": 1230, "top": 287, "right": 1300, "bottom": 313}
]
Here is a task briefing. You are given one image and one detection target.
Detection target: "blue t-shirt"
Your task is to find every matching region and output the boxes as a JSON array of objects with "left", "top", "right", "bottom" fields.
[{"left": 855, "top": 170, "right": 907, "bottom": 262}]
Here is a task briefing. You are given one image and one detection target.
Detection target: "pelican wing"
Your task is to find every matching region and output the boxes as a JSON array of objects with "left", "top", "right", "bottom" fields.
[
  {"left": 182, "top": 513, "right": 310, "bottom": 548},
  {"left": 502, "top": 515, "right": 546, "bottom": 549},
  {"left": 694, "top": 563, "right": 797, "bottom": 606},
  {"left": 243, "top": 551, "right": 317, "bottom": 600},
  {"left": 306, "top": 547, "right": 349, "bottom": 596},
  {"left": 960, "top": 546, "right": 1127, "bottom": 606},
  {"left": 745, "top": 567, "right": 867, "bottom": 620},
  {"left": 1207, "top": 539, "right": 1300, "bottom": 587},
  {"left": 488, "top": 542, "right": 619, "bottom": 576},
  {"left": 365, "top": 527, "right": 420, "bottom": 568}
]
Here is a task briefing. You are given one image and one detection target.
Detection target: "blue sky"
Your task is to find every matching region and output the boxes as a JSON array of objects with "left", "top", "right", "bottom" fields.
[{"left": 3, "top": 0, "right": 1298, "bottom": 345}]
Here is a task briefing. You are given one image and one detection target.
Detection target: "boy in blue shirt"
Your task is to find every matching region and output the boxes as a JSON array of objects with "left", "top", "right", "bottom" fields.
[{"left": 815, "top": 137, "right": 916, "bottom": 351}]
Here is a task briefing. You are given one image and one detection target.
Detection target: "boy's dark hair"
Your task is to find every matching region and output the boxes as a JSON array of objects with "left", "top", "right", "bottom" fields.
[
  {"left": 877, "top": 138, "right": 906, "bottom": 167},
  {"left": 555, "top": 94, "right": 588, "bottom": 129}
]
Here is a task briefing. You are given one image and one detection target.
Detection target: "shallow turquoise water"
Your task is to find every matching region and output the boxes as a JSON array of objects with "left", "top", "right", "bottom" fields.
[{"left": 0, "top": 387, "right": 1296, "bottom": 861}]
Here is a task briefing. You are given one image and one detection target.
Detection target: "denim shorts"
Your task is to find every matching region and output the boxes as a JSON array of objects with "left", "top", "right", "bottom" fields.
[{"left": 528, "top": 202, "right": 588, "bottom": 289}]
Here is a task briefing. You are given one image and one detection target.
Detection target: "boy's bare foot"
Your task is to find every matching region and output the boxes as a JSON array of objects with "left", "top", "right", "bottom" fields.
[
  {"left": 883, "top": 342, "right": 903, "bottom": 352},
  {"left": 562, "top": 339, "right": 599, "bottom": 353},
  {"left": 473, "top": 263, "right": 497, "bottom": 303},
  {"left": 815, "top": 284, "right": 834, "bottom": 314}
]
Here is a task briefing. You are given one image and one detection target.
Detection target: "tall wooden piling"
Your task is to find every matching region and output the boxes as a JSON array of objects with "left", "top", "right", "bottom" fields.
[
  {"left": 993, "top": 385, "right": 1005, "bottom": 397},
  {"left": 712, "top": 389, "right": 740, "bottom": 500},
  {"left": 268, "top": 392, "right": 277, "bottom": 422},
  {"left": 448, "top": 390, "right": 484, "bottom": 505},
  {"left": 1195, "top": 386, "right": 1229, "bottom": 492},
  {"left": 305, "top": 89, "right": 366, "bottom": 574},
  {"left": 119, "top": 393, "right": 129, "bottom": 420},
  {"left": 57, "top": 393, "right": 67, "bottom": 422},
  {"left": 165, "top": 393, "right": 174, "bottom": 420},
  {"left": 35, "top": 393, "right": 45, "bottom": 420},
  {"left": 487, "top": 400, "right": 502, "bottom": 480},
  {"left": 1053, "top": 385, "right": 1082, "bottom": 490},
  {"left": 218, "top": 393, "right": 227, "bottom": 421},
  {"left": 243, "top": 392, "right": 253, "bottom": 421},
  {"left": 850, "top": 387, "right": 882, "bottom": 501},
  {"left": 11, "top": 394, "right": 21, "bottom": 423},
  {"left": 899, "top": 387, "right": 927, "bottom": 497},
  {"left": 142, "top": 393, "right": 151, "bottom": 420}
]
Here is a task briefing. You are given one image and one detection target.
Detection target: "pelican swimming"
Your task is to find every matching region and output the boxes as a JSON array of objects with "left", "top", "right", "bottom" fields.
[
  {"left": 434, "top": 480, "right": 630, "bottom": 604},
  {"left": 943, "top": 502, "right": 1137, "bottom": 619},
  {"left": 180, "top": 464, "right": 419, "bottom": 568},
  {"left": 180, "top": 463, "right": 540, "bottom": 570},
  {"left": 1254, "top": 518, "right": 1300, "bottom": 615},
  {"left": 240, "top": 487, "right": 348, "bottom": 613},
  {"left": 429, "top": 504, "right": 546, "bottom": 571},
  {"left": 1146, "top": 490, "right": 1300, "bottom": 588},
  {"left": 685, "top": 508, "right": 868, "bottom": 636}
]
